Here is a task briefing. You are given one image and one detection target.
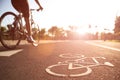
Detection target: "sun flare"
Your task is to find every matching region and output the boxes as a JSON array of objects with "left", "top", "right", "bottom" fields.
[
  {"left": 76, "top": 28, "right": 89, "bottom": 35},
  {"left": 75, "top": 26, "right": 113, "bottom": 35}
]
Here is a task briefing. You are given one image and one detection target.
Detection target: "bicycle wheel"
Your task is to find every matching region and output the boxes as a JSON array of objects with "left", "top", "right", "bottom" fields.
[
  {"left": 46, "top": 63, "right": 92, "bottom": 77},
  {"left": 0, "top": 12, "right": 22, "bottom": 49},
  {"left": 31, "top": 23, "right": 40, "bottom": 46}
]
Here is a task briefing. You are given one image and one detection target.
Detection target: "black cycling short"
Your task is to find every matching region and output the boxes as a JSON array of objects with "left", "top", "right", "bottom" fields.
[{"left": 11, "top": 0, "right": 29, "bottom": 18}]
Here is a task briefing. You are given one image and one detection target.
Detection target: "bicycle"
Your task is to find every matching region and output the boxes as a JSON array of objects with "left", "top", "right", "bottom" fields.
[
  {"left": 46, "top": 53, "right": 114, "bottom": 77},
  {"left": 0, "top": 9, "right": 41, "bottom": 49}
]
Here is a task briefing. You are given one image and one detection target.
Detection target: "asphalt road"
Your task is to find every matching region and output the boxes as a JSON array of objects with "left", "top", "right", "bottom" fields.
[{"left": 0, "top": 40, "right": 120, "bottom": 80}]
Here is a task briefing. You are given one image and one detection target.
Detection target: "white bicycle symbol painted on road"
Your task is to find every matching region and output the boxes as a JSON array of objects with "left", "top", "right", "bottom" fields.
[{"left": 46, "top": 53, "right": 114, "bottom": 77}]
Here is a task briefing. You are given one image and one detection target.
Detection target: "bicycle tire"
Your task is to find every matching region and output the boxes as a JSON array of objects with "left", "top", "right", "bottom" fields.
[
  {"left": 0, "top": 12, "right": 22, "bottom": 49},
  {"left": 46, "top": 63, "right": 92, "bottom": 77},
  {"left": 31, "top": 23, "right": 40, "bottom": 46}
]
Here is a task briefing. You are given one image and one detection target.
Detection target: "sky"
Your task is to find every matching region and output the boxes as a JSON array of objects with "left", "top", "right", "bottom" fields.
[{"left": 1, "top": 0, "right": 120, "bottom": 32}]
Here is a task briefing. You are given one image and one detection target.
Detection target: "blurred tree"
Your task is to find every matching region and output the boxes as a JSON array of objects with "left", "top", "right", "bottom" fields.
[
  {"left": 114, "top": 16, "right": 120, "bottom": 33},
  {"left": 48, "top": 26, "right": 66, "bottom": 39},
  {"left": 39, "top": 28, "right": 46, "bottom": 39},
  {"left": 48, "top": 26, "right": 57, "bottom": 39},
  {"left": 55, "top": 28, "right": 66, "bottom": 39}
]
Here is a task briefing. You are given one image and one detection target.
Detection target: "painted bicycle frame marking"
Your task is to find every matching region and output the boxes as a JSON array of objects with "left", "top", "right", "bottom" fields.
[{"left": 46, "top": 53, "right": 114, "bottom": 77}]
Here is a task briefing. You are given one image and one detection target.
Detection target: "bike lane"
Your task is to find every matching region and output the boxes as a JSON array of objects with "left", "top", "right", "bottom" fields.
[
  {"left": 44, "top": 41, "right": 120, "bottom": 80},
  {"left": 0, "top": 40, "right": 120, "bottom": 80}
]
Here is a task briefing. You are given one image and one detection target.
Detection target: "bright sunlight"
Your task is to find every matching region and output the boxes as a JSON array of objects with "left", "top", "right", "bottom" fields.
[
  {"left": 37, "top": 0, "right": 120, "bottom": 31},
  {"left": 1, "top": 0, "right": 120, "bottom": 34}
]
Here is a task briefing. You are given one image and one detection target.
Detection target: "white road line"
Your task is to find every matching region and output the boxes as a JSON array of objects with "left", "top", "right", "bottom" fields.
[
  {"left": 0, "top": 49, "right": 23, "bottom": 57},
  {"left": 86, "top": 41, "right": 120, "bottom": 52},
  {"left": 92, "top": 57, "right": 99, "bottom": 64},
  {"left": 104, "top": 62, "right": 114, "bottom": 67},
  {"left": 68, "top": 63, "right": 73, "bottom": 70}
]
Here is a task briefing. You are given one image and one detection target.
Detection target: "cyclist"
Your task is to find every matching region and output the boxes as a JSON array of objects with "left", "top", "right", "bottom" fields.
[{"left": 11, "top": 0, "right": 43, "bottom": 43}]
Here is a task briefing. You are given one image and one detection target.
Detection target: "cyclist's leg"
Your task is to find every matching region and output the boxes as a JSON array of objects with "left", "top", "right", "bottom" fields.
[
  {"left": 11, "top": 0, "right": 35, "bottom": 43},
  {"left": 24, "top": 15, "right": 35, "bottom": 43},
  {"left": 22, "top": 5, "right": 35, "bottom": 43}
]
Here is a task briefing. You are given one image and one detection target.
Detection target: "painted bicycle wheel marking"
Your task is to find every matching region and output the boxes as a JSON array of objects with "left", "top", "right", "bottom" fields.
[{"left": 46, "top": 53, "right": 114, "bottom": 77}]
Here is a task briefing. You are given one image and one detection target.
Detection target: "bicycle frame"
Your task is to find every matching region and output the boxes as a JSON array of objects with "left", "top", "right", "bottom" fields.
[{"left": 14, "top": 9, "right": 40, "bottom": 37}]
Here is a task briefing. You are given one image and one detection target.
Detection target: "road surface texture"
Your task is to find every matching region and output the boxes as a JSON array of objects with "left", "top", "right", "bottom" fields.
[{"left": 0, "top": 40, "right": 120, "bottom": 80}]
